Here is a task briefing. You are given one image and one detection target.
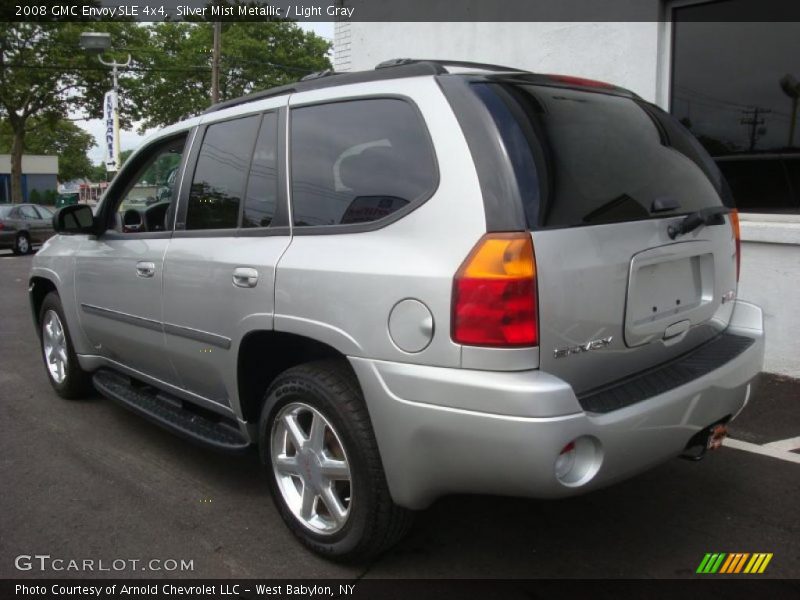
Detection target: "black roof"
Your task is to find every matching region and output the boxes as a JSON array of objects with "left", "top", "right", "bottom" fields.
[{"left": 203, "top": 58, "right": 636, "bottom": 115}]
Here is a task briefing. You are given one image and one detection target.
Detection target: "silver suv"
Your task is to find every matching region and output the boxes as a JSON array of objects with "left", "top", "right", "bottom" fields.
[{"left": 30, "top": 60, "right": 764, "bottom": 561}]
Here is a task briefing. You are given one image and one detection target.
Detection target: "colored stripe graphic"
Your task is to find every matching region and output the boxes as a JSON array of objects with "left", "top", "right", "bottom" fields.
[{"left": 699, "top": 553, "right": 773, "bottom": 574}]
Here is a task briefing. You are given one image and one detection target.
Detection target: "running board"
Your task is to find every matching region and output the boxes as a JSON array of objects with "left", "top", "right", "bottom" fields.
[{"left": 92, "top": 369, "right": 250, "bottom": 453}]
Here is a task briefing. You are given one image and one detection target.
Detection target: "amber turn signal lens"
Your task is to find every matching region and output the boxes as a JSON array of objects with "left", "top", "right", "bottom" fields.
[{"left": 452, "top": 233, "right": 538, "bottom": 347}]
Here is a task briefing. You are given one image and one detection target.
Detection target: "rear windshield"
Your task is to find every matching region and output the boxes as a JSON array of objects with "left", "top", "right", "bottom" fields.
[{"left": 473, "top": 83, "right": 728, "bottom": 229}]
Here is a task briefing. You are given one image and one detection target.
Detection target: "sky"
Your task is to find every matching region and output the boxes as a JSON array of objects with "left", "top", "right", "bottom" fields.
[{"left": 81, "top": 22, "right": 334, "bottom": 165}]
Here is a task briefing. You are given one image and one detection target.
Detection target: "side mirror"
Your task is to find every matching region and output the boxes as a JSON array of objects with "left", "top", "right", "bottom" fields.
[{"left": 53, "top": 204, "right": 96, "bottom": 235}]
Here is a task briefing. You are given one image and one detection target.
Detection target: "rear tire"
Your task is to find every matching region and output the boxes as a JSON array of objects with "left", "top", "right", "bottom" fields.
[
  {"left": 12, "top": 233, "right": 31, "bottom": 255},
  {"left": 259, "top": 359, "right": 413, "bottom": 561},
  {"left": 39, "top": 292, "right": 93, "bottom": 399}
]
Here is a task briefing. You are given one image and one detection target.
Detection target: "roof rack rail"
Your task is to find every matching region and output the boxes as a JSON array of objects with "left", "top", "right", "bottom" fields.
[
  {"left": 204, "top": 84, "right": 297, "bottom": 114},
  {"left": 300, "top": 69, "right": 337, "bottom": 82},
  {"left": 375, "top": 58, "right": 525, "bottom": 73},
  {"left": 203, "top": 59, "right": 524, "bottom": 116}
]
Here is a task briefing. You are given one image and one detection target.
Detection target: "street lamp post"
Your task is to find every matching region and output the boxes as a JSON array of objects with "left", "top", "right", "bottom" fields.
[{"left": 79, "top": 32, "right": 130, "bottom": 175}]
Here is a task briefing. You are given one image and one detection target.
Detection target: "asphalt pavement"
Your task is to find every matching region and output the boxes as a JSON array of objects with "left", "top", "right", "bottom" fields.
[{"left": 1, "top": 250, "right": 798, "bottom": 580}]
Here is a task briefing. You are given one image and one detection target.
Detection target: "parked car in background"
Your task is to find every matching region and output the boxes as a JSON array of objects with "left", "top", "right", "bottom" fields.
[
  {"left": 715, "top": 153, "right": 800, "bottom": 213},
  {"left": 0, "top": 203, "right": 55, "bottom": 254}
]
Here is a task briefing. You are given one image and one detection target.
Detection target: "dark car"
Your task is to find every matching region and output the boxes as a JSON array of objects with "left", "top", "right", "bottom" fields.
[{"left": 0, "top": 203, "right": 56, "bottom": 255}]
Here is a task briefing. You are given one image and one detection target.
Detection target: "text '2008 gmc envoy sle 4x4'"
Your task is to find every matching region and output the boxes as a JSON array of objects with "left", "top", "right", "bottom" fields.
[{"left": 30, "top": 59, "right": 764, "bottom": 561}]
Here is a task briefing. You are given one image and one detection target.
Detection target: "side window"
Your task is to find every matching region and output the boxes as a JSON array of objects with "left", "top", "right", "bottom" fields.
[
  {"left": 186, "top": 115, "right": 260, "bottom": 230},
  {"left": 35, "top": 205, "right": 55, "bottom": 219},
  {"left": 20, "top": 205, "right": 39, "bottom": 220},
  {"left": 113, "top": 136, "right": 186, "bottom": 233},
  {"left": 242, "top": 112, "right": 279, "bottom": 228},
  {"left": 290, "top": 98, "right": 437, "bottom": 227}
]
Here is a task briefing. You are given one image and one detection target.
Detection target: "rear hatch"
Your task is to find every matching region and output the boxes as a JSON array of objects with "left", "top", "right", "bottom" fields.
[{"left": 468, "top": 79, "right": 738, "bottom": 394}]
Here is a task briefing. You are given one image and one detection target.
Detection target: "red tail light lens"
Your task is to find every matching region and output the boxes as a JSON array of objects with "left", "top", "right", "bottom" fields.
[
  {"left": 452, "top": 233, "right": 538, "bottom": 347},
  {"left": 730, "top": 209, "right": 741, "bottom": 281}
]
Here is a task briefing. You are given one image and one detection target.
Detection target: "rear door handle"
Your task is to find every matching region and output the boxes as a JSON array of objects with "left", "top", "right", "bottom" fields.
[
  {"left": 233, "top": 267, "right": 259, "bottom": 288},
  {"left": 136, "top": 261, "right": 156, "bottom": 278}
]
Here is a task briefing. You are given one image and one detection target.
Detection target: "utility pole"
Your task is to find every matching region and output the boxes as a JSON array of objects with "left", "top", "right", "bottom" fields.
[
  {"left": 740, "top": 107, "right": 771, "bottom": 152},
  {"left": 211, "top": 20, "right": 221, "bottom": 104}
]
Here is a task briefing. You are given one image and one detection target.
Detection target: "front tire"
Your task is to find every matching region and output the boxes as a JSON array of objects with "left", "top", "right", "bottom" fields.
[
  {"left": 39, "top": 292, "right": 93, "bottom": 399},
  {"left": 259, "top": 360, "right": 413, "bottom": 561}
]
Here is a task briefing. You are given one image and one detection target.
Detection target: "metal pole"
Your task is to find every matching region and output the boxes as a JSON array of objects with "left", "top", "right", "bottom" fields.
[{"left": 211, "top": 21, "right": 221, "bottom": 104}]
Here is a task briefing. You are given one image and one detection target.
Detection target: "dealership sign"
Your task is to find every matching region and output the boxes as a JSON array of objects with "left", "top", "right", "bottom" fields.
[{"left": 103, "top": 90, "right": 118, "bottom": 172}]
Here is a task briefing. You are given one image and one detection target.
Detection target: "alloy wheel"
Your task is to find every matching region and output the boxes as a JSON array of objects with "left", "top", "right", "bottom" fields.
[
  {"left": 271, "top": 402, "right": 352, "bottom": 535},
  {"left": 42, "top": 310, "right": 68, "bottom": 384}
]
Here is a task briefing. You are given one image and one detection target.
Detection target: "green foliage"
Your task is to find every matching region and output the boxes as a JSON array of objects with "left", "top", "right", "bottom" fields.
[
  {"left": 42, "top": 189, "right": 58, "bottom": 205},
  {"left": 87, "top": 163, "right": 109, "bottom": 183},
  {"left": 0, "top": 117, "right": 95, "bottom": 181},
  {"left": 28, "top": 188, "right": 41, "bottom": 204},
  {"left": 0, "top": 20, "right": 331, "bottom": 200},
  {"left": 132, "top": 21, "right": 331, "bottom": 129}
]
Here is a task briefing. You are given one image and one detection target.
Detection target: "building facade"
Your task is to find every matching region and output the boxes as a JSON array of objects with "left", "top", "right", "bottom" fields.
[
  {"left": 0, "top": 154, "right": 59, "bottom": 204},
  {"left": 334, "top": 5, "right": 800, "bottom": 376}
]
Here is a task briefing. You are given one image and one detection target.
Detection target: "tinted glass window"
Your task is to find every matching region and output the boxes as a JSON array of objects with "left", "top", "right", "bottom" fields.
[
  {"left": 187, "top": 115, "right": 260, "bottom": 230},
  {"left": 474, "top": 84, "right": 724, "bottom": 228},
  {"left": 20, "top": 205, "right": 39, "bottom": 219},
  {"left": 36, "top": 205, "right": 55, "bottom": 218},
  {"left": 785, "top": 159, "right": 800, "bottom": 205},
  {"left": 290, "top": 99, "right": 436, "bottom": 227},
  {"left": 717, "top": 159, "right": 795, "bottom": 212},
  {"left": 242, "top": 112, "right": 279, "bottom": 228},
  {"left": 670, "top": 13, "right": 800, "bottom": 214}
]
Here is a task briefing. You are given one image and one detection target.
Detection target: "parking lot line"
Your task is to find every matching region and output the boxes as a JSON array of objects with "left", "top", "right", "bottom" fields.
[
  {"left": 763, "top": 435, "right": 800, "bottom": 452},
  {"left": 724, "top": 437, "right": 800, "bottom": 464}
]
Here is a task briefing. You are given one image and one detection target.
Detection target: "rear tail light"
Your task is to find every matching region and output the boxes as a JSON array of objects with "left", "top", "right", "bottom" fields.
[
  {"left": 730, "top": 209, "right": 741, "bottom": 281},
  {"left": 451, "top": 233, "right": 538, "bottom": 347},
  {"left": 0, "top": 222, "right": 4, "bottom": 230}
]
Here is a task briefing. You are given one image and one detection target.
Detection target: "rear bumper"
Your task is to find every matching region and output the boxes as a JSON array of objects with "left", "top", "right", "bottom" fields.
[{"left": 350, "top": 300, "right": 764, "bottom": 509}]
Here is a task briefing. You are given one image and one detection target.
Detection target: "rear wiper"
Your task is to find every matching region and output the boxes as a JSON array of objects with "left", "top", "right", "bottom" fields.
[{"left": 667, "top": 206, "right": 731, "bottom": 240}]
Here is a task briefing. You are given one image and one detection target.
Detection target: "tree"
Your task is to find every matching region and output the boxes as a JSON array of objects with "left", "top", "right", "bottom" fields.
[
  {"left": 133, "top": 21, "right": 331, "bottom": 130},
  {"left": 0, "top": 21, "right": 148, "bottom": 202},
  {"left": 0, "top": 117, "right": 95, "bottom": 182}
]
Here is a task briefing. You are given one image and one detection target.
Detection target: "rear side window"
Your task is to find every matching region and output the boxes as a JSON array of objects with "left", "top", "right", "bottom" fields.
[
  {"left": 187, "top": 115, "right": 260, "bottom": 230},
  {"left": 290, "top": 98, "right": 436, "bottom": 227},
  {"left": 474, "top": 83, "right": 725, "bottom": 228},
  {"left": 242, "top": 112, "right": 279, "bottom": 228}
]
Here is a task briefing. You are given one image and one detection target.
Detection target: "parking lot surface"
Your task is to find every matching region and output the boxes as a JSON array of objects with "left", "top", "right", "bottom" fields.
[{"left": 1, "top": 251, "right": 798, "bottom": 579}]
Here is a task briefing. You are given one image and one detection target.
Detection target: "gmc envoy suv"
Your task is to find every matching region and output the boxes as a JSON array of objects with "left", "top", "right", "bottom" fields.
[{"left": 30, "top": 60, "right": 764, "bottom": 560}]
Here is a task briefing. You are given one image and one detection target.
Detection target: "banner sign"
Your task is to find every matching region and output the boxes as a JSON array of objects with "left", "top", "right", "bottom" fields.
[{"left": 103, "top": 90, "right": 118, "bottom": 172}]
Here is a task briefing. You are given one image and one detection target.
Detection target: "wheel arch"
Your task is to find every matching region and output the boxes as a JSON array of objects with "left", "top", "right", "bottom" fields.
[
  {"left": 236, "top": 330, "right": 359, "bottom": 424},
  {"left": 29, "top": 275, "right": 59, "bottom": 331}
]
